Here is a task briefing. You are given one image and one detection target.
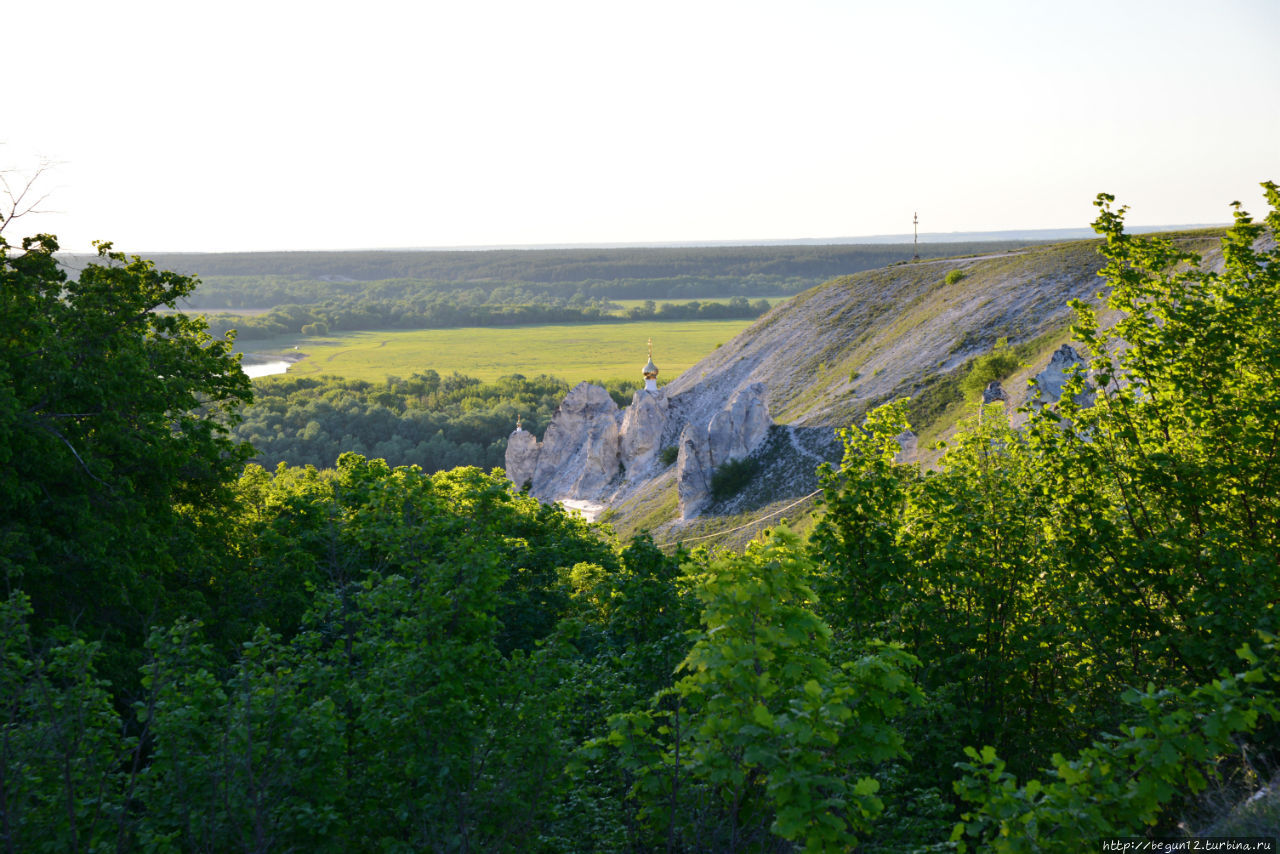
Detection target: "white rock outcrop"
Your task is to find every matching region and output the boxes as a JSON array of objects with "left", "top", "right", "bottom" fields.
[
  {"left": 1032, "top": 344, "right": 1093, "bottom": 407},
  {"left": 530, "top": 382, "right": 623, "bottom": 500},
  {"left": 619, "top": 388, "right": 668, "bottom": 477},
  {"left": 675, "top": 421, "right": 714, "bottom": 519},
  {"left": 503, "top": 378, "right": 771, "bottom": 521},
  {"left": 707, "top": 382, "right": 772, "bottom": 468},
  {"left": 894, "top": 429, "right": 918, "bottom": 463},
  {"left": 676, "top": 383, "right": 773, "bottom": 519},
  {"left": 504, "top": 427, "right": 540, "bottom": 488}
]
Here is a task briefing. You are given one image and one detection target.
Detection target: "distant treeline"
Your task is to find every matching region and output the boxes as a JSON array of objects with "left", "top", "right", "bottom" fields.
[
  {"left": 114, "top": 241, "right": 1041, "bottom": 285},
  {"left": 236, "top": 372, "right": 642, "bottom": 472},
  {"left": 186, "top": 274, "right": 810, "bottom": 309},
  {"left": 206, "top": 295, "right": 774, "bottom": 339},
  {"left": 120, "top": 241, "right": 1042, "bottom": 335}
]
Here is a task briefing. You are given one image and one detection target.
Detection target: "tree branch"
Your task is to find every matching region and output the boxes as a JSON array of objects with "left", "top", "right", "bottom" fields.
[
  {"left": 0, "top": 160, "right": 57, "bottom": 238},
  {"left": 34, "top": 420, "right": 110, "bottom": 489}
]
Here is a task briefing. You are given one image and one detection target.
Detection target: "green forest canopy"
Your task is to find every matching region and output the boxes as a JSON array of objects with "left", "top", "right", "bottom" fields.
[
  {"left": 201, "top": 294, "right": 777, "bottom": 340},
  {"left": 4, "top": 184, "right": 1280, "bottom": 850},
  {"left": 235, "top": 372, "right": 639, "bottom": 473}
]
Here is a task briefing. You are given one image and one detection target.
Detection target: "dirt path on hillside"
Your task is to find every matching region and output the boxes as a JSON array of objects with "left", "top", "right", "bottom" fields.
[
  {"left": 912, "top": 248, "right": 1033, "bottom": 266},
  {"left": 788, "top": 426, "right": 826, "bottom": 464}
]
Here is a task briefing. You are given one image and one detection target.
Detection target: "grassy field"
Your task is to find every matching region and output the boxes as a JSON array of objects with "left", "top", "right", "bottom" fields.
[{"left": 240, "top": 319, "right": 756, "bottom": 384}]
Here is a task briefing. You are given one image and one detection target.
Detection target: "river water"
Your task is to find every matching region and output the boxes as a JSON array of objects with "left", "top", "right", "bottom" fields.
[{"left": 242, "top": 360, "right": 291, "bottom": 379}]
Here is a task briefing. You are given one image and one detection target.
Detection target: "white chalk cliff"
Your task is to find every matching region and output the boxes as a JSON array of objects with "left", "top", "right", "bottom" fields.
[
  {"left": 527, "top": 383, "right": 622, "bottom": 500},
  {"left": 677, "top": 383, "right": 773, "bottom": 519},
  {"left": 619, "top": 388, "right": 668, "bottom": 476},
  {"left": 500, "top": 235, "right": 1218, "bottom": 538},
  {"left": 505, "top": 427, "right": 540, "bottom": 489},
  {"left": 505, "top": 379, "right": 772, "bottom": 520}
]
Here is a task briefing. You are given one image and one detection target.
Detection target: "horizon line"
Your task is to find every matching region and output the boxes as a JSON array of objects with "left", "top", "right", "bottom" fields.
[{"left": 60, "top": 223, "right": 1229, "bottom": 257}]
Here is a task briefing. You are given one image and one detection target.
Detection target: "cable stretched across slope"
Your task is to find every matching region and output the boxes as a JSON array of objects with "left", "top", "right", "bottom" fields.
[{"left": 655, "top": 488, "right": 822, "bottom": 550}]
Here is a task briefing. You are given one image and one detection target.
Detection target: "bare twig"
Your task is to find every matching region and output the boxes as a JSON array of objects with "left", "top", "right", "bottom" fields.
[{"left": 0, "top": 159, "right": 57, "bottom": 238}]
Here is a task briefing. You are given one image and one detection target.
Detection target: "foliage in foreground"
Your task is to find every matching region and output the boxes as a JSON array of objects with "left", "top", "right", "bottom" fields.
[
  {"left": 0, "top": 234, "right": 253, "bottom": 684},
  {"left": 590, "top": 531, "right": 921, "bottom": 851},
  {"left": 812, "top": 181, "right": 1280, "bottom": 846},
  {"left": 952, "top": 637, "right": 1279, "bottom": 851},
  {"left": 1, "top": 460, "right": 651, "bottom": 852}
]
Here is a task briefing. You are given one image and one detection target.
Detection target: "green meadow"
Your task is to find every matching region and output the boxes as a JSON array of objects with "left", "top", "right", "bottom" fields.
[{"left": 243, "top": 319, "right": 756, "bottom": 384}]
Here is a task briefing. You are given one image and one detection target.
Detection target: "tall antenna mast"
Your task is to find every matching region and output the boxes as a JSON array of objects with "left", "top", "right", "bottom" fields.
[{"left": 912, "top": 212, "right": 919, "bottom": 260}]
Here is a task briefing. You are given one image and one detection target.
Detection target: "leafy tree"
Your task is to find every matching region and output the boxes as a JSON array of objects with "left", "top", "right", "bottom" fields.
[
  {"left": 811, "top": 182, "right": 1280, "bottom": 837},
  {"left": 1042, "top": 183, "right": 1280, "bottom": 681},
  {"left": 129, "top": 458, "right": 622, "bottom": 851},
  {"left": 951, "top": 634, "right": 1280, "bottom": 851},
  {"left": 958, "top": 336, "right": 1019, "bottom": 399},
  {"left": 0, "top": 591, "right": 132, "bottom": 853},
  {"left": 594, "top": 529, "right": 920, "bottom": 852},
  {"left": 814, "top": 399, "right": 1093, "bottom": 785},
  {"left": 558, "top": 532, "right": 698, "bottom": 699},
  {"left": 811, "top": 400, "right": 914, "bottom": 641},
  {"left": 131, "top": 620, "right": 346, "bottom": 853},
  {"left": 0, "top": 235, "right": 253, "bottom": 679}
]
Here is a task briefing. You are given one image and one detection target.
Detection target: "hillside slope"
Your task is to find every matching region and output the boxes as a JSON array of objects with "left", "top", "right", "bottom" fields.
[{"left": 603, "top": 232, "right": 1225, "bottom": 545}]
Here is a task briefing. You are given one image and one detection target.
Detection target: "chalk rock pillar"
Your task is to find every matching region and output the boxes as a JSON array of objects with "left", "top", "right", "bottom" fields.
[
  {"left": 676, "top": 422, "right": 713, "bottom": 520},
  {"left": 707, "top": 382, "right": 772, "bottom": 468},
  {"left": 620, "top": 388, "right": 668, "bottom": 476},
  {"left": 677, "top": 382, "right": 773, "bottom": 520},
  {"left": 530, "top": 382, "right": 622, "bottom": 500},
  {"left": 505, "top": 426, "right": 540, "bottom": 489}
]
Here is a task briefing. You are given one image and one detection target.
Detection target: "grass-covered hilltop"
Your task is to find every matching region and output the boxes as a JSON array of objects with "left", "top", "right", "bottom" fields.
[{"left": 4, "top": 184, "right": 1280, "bottom": 851}]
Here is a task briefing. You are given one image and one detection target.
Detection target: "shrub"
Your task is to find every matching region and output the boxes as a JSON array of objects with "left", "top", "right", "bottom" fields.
[
  {"left": 944, "top": 269, "right": 967, "bottom": 285},
  {"left": 710, "top": 456, "right": 759, "bottom": 501},
  {"left": 658, "top": 445, "right": 679, "bottom": 466},
  {"left": 959, "top": 338, "right": 1020, "bottom": 399}
]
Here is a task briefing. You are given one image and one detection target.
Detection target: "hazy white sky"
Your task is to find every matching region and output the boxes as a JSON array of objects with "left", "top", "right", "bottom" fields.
[{"left": 5, "top": 0, "right": 1277, "bottom": 252}]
